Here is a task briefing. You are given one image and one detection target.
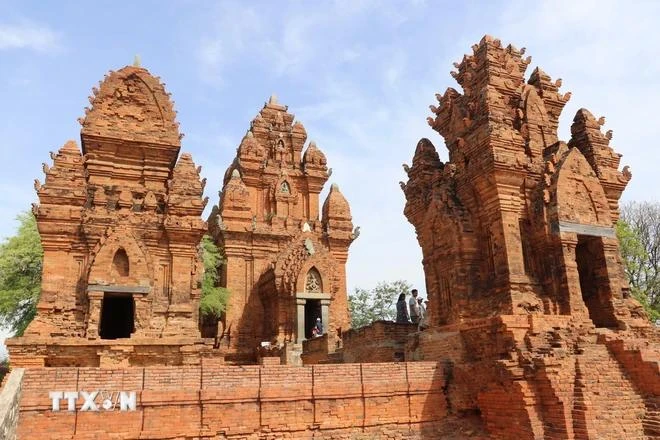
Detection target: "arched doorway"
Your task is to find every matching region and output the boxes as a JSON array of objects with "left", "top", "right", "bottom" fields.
[{"left": 295, "top": 267, "right": 330, "bottom": 342}]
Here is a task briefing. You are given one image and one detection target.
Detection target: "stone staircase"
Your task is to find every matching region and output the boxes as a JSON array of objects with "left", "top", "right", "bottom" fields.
[
  {"left": 644, "top": 397, "right": 660, "bottom": 439},
  {"left": 599, "top": 333, "right": 660, "bottom": 439},
  {"left": 572, "top": 342, "right": 647, "bottom": 439}
]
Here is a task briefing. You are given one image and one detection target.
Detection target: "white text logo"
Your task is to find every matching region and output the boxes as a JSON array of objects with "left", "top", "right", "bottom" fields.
[{"left": 48, "top": 391, "right": 137, "bottom": 412}]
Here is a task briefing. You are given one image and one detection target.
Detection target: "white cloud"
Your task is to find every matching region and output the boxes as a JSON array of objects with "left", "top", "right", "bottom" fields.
[
  {"left": 0, "top": 21, "right": 61, "bottom": 52},
  {"left": 195, "top": 1, "right": 424, "bottom": 85},
  {"left": 196, "top": 4, "right": 263, "bottom": 84}
]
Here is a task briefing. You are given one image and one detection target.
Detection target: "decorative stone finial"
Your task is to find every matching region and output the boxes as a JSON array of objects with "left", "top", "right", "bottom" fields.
[
  {"left": 269, "top": 94, "right": 278, "bottom": 105},
  {"left": 302, "top": 222, "right": 311, "bottom": 232},
  {"left": 231, "top": 169, "right": 241, "bottom": 178},
  {"left": 133, "top": 55, "right": 141, "bottom": 67},
  {"left": 331, "top": 183, "right": 339, "bottom": 191}
]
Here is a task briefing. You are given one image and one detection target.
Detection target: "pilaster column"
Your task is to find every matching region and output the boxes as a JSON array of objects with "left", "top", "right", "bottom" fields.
[
  {"left": 86, "top": 291, "right": 103, "bottom": 339},
  {"left": 296, "top": 298, "right": 306, "bottom": 343},
  {"left": 320, "top": 299, "right": 330, "bottom": 334}
]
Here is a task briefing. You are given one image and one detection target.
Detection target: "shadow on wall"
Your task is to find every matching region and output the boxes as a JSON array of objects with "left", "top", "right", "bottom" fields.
[
  {"left": 417, "top": 361, "right": 489, "bottom": 439},
  {"left": 219, "top": 270, "right": 269, "bottom": 364}
]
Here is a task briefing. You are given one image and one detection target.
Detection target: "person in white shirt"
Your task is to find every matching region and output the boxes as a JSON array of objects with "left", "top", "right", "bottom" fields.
[{"left": 409, "top": 289, "right": 420, "bottom": 324}]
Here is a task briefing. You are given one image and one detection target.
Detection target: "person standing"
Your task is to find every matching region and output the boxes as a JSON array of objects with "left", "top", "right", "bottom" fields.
[
  {"left": 417, "top": 297, "right": 426, "bottom": 320},
  {"left": 418, "top": 298, "right": 428, "bottom": 330},
  {"left": 396, "top": 293, "right": 410, "bottom": 323},
  {"left": 409, "top": 289, "right": 420, "bottom": 324}
]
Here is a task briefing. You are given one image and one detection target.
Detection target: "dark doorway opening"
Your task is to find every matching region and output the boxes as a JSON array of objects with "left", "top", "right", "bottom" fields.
[
  {"left": 304, "top": 299, "right": 321, "bottom": 339},
  {"left": 200, "top": 314, "right": 219, "bottom": 339},
  {"left": 575, "top": 235, "right": 616, "bottom": 328},
  {"left": 100, "top": 294, "right": 135, "bottom": 339}
]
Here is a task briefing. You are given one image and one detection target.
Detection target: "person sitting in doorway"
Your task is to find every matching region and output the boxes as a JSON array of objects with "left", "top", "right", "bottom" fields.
[{"left": 312, "top": 317, "right": 323, "bottom": 337}]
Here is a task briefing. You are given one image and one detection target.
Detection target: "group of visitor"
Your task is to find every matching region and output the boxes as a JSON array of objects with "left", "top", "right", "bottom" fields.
[{"left": 395, "top": 289, "right": 428, "bottom": 329}]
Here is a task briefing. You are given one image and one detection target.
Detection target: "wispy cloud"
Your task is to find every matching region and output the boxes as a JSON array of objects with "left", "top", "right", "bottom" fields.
[
  {"left": 196, "top": 4, "right": 263, "bottom": 85},
  {"left": 195, "top": 0, "right": 424, "bottom": 86},
  {"left": 0, "top": 20, "right": 61, "bottom": 52}
]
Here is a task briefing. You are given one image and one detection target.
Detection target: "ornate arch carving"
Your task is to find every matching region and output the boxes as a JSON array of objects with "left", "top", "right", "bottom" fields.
[
  {"left": 550, "top": 148, "right": 612, "bottom": 227},
  {"left": 87, "top": 227, "right": 153, "bottom": 287},
  {"left": 304, "top": 267, "right": 323, "bottom": 293},
  {"left": 269, "top": 234, "right": 338, "bottom": 298}
]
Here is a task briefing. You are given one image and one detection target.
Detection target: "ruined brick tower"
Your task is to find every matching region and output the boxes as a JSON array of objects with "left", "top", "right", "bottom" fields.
[
  {"left": 404, "top": 36, "right": 640, "bottom": 328},
  {"left": 210, "top": 96, "right": 355, "bottom": 360},
  {"left": 9, "top": 65, "right": 208, "bottom": 367},
  {"left": 403, "top": 36, "right": 659, "bottom": 439}
]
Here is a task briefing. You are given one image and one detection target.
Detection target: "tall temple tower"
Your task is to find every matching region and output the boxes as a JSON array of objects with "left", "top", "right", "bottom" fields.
[
  {"left": 9, "top": 66, "right": 208, "bottom": 367},
  {"left": 401, "top": 36, "right": 657, "bottom": 439},
  {"left": 210, "top": 96, "right": 355, "bottom": 360},
  {"left": 403, "top": 36, "right": 643, "bottom": 329}
]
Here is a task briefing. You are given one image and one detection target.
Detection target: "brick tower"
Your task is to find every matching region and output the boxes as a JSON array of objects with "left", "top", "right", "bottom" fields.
[
  {"left": 210, "top": 96, "right": 355, "bottom": 361},
  {"left": 404, "top": 36, "right": 639, "bottom": 328},
  {"left": 402, "top": 36, "right": 659, "bottom": 438},
  {"left": 9, "top": 65, "right": 208, "bottom": 367}
]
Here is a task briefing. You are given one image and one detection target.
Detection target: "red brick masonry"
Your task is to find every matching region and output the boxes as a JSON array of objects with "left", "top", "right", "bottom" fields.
[{"left": 17, "top": 361, "right": 489, "bottom": 439}]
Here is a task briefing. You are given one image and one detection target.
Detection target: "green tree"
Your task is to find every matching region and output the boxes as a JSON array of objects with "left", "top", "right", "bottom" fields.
[
  {"left": 199, "top": 234, "right": 229, "bottom": 320},
  {"left": 0, "top": 212, "right": 43, "bottom": 335},
  {"left": 348, "top": 280, "right": 412, "bottom": 328},
  {"left": 618, "top": 201, "right": 660, "bottom": 322}
]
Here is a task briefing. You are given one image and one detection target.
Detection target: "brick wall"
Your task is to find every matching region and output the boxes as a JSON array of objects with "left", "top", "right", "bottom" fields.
[
  {"left": 603, "top": 336, "right": 660, "bottom": 437},
  {"left": 300, "top": 333, "right": 332, "bottom": 364},
  {"left": 17, "top": 361, "right": 469, "bottom": 439},
  {"left": 0, "top": 368, "right": 24, "bottom": 440},
  {"left": 341, "top": 321, "right": 418, "bottom": 363}
]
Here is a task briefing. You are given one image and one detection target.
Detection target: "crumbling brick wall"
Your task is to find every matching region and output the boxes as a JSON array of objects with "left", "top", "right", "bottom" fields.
[{"left": 341, "top": 321, "right": 418, "bottom": 363}]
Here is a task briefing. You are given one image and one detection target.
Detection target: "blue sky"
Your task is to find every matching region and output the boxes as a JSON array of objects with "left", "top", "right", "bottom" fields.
[{"left": 1, "top": 0, "right": 659, "bottom": 300}]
